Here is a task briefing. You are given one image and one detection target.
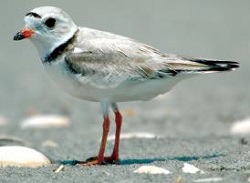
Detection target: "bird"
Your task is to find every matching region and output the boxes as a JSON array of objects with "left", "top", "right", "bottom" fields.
[{"left": 13, "top": 6, "right": 239, "bottom": 165}]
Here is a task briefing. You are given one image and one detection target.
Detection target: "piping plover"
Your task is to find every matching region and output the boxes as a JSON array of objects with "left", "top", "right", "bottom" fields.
[{"left": 13, "top": 6, "right": 239, "bottom": 165}]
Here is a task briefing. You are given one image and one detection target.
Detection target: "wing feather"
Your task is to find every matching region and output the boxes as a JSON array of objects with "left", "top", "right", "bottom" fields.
[
  {"left": 65, "top": 28, "right": 178, "bottom": 83},
  {"left": 65, "top": 27, "right": 234, "bottom": 84}
]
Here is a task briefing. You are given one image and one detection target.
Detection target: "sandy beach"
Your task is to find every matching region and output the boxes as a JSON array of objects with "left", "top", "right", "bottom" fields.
[{"left": 0, "top": 1, "right": 249, "bottom": 182}]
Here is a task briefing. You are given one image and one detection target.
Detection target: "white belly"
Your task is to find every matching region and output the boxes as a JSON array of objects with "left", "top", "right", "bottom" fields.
[{"left": 44, "top": 59, "right": 182, "bottom": 103}]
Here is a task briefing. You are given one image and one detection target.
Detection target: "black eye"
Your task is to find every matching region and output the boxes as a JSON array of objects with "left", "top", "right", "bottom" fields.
[{"left": 44, "top": 18, "right": 56, "bottom": 28}]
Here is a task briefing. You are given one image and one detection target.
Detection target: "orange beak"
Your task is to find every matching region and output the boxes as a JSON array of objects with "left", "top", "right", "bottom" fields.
[{"left": 13, "top": 28, "right": 34, "bottom": 41}]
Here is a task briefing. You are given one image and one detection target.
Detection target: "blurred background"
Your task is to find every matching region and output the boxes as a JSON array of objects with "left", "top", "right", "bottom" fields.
[{"left": 0, "top": 0, "right": 249, "bottom": 158}]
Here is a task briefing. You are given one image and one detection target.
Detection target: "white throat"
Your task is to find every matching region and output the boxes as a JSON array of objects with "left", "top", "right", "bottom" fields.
[{"left": 30, "top": 26, "right": 78, "bottom": 61}]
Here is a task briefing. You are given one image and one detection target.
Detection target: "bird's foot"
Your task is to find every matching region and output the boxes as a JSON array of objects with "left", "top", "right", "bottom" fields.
[
  {"left": 87, "top": 155, "right": 119, "bottom": 165},
  {"left": 76, "top": 155, "right": 119, "bottom": 166}
]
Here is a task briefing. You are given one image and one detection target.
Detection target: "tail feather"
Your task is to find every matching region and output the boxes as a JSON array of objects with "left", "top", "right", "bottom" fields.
[
  {"left": 190, "top": 59, "right": 239, "bottom": 72},
  {"left": 167, "top": 58, "right": 239, "bottom": 75}
]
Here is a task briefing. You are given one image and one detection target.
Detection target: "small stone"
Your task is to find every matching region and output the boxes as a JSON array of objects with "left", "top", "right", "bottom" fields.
[
  {"left": 107, "top": 132, "right": 161, "bottom": 141},
  {"left": 230, "top": 118, "right": 250, "bottom": 135},
  {"left": 133, "top": 165, "right": 171, "bottom": 175},
  {"left": 239, "top": 138, "right": 248, "bottom": 145},
  {"left": 0, "top": 136, "right": 26, "bottom": 146},
  {"left": 175, "top": 176, "right": 182, "bottom": 183},
  {"left": 182, "top": 163, "right": 204, "bottom": 174},
  {"left": 194, "top": 177, "right": 223, "bottom": 182},
  {"left": 42, "top": 140, "right": 58, "bottom": 148},
  {"left": 21, "top": 114, "right": 70, "bottom": 129},
  {"left": 121, "top": 108, "right": 137, "bottom": 117},
  {"left": 0, "top": 146, "right": 51, "bottom": 167},
  {"left": 0, "top": 116, "right": 8, "bottom": 127},
  {"left": 54, "top": 165, "right": 64, "bottom": 173}
]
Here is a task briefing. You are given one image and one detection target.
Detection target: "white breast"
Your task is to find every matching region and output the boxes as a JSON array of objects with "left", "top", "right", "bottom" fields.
[{"left": 44, "top": 57, "right": 182, "bottom": 103}]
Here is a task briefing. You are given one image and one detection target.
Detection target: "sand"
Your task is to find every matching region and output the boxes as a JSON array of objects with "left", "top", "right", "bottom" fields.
[{"left": 0, "top": 1, "right": 249, "bottom": 182}]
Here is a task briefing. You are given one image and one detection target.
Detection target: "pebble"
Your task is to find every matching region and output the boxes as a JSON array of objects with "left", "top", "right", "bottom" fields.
[
  {"left": 121, "top": 108, "right": 137, "bottom": 117},
  {"left": 21, "top": 114, "right": 70, "bottom": 129},
  {"left": 107, "top": 132, "right": 161, "bottom": 141},
  {"left": 54, "top": 165, "right": 64, "bottom": 173},
  {"left": 0, "top": 136, "right": 26, "bottom": 146},
  {"left": 0, "top": 116, "right": 8, "bottom": 126},
  {"left": 42, "top": 140, "right": 58, "bottom": 148},
  {"left": 194, "top": 177, "right": 223, "bottom": 182},
  {"left": 133, "top": 165, "right": 171, "bottom": 175},
  {"left": 0, "top": 146, "right": 51, "bottom": 167},
  {"left": 230, "top": 118, "right": 250, "bottom": 135},
  {"left": 182, "top": 163, "right": 204, "bottom": 174}
]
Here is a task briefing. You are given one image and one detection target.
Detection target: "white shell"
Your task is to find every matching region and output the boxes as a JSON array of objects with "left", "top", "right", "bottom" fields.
[
  {"left": 0, "top": 146, "right": 51, "bottom": 167},
  {"left": 182, "top": 163, "right": 204, "bottom": 174},
  {"left": 230, "top": 118, "right": 250, "bottom": 135},
  {"left": 0, "top": 116, "right": 8, "bottom": 126},
  {"left": 73, "top": 47, "right": 83, "bottom": 53},
  {"left": 107, "top": 132, "right": 161, "bottom": 141},
  {"left": 21, "top": 115, "right": 70, "bottom": 129},
  {"left": 133, "top": 165, "right": 171, "bottom": 175},
  {"left": 42, "top": 140, "right": 58, "bottom": 147},
  {"left": 54, "top": 165, "right": 64, "bottom": 173},
  {"left": 0, "top": 136, "right": 26, "bottom": 146},
  {"left": 194, "top": 177, "right": 223, "bottom": 182}
]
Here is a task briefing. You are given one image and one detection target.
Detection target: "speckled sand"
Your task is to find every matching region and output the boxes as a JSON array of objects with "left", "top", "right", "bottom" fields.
[{"left": 0, "top": 1, "right": 249, "bottom": 182}]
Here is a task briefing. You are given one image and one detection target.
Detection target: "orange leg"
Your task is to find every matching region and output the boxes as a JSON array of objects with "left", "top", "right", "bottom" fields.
[
  {"left": 86, "top": 111, "right": 123, "bottom": 164},
  {"left": 97, "top": 110, "right": 122, "bottom": 164},
  {"left": 78, "top": 102, "right": 122, "bottom": 166},
  {"left": 83, "top": 116, "right": 110, "bottom": 166},
  {"left": 109, "top": 111, "right": 122, "bottom": 161}
]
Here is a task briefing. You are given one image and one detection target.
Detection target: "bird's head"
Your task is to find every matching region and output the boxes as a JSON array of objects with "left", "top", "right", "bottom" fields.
[{"left": 13, "top": 6, "right": 78, "bottom": 59}]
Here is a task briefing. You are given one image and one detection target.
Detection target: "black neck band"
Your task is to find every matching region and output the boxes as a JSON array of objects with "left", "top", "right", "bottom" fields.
[{"left": 43, "top": 29, "right": 78, "bottom": 63}]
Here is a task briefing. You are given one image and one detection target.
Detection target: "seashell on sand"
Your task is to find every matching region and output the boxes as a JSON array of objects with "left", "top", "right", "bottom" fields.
[
  {"left": 182, "top": 163, "right": 204, "bottom": 174},
  {"left": 133, "top": 165, "right": 171, "bottom": 175},
  {"left": 194, "top": 177, "right": 223, "bottom": 182},
  {"left": 0, "top": 136, "right": 26, "bottom": 146},
  {"left": 42, "top": 140, "right": 58, "bottom": 148},
  {"left": 0, "top": 146, "right": 51, "bottom": 167},
  {"left": 107, "top": 132, "right": 161, "bottom": 141},
  {"left": 0, "top": 116, "right": 8, "bottom": 126},
  {"left": 230, "top": 118, "right": 250, "bottom": 135},
  {"left": 21, "top": 114, "right": 70, "bottom": 129}
]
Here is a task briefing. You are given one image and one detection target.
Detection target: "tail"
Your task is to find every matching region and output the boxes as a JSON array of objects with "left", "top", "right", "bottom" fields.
[
  {"left": 190, "top": 59, "right": 239, "bottom": 73},
  {"left": 167, "top": 58, "right": 239, "bottom": 75}
]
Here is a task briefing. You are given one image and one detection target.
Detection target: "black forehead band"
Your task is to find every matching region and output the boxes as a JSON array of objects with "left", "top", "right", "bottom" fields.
[{"left": 25, "top": 12, "right": 41, "bottom": 18}]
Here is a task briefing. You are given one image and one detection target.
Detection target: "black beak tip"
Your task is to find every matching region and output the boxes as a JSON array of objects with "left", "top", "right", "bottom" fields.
[{"left": 13, "top": 31, "right": 25, "bottom": 41}]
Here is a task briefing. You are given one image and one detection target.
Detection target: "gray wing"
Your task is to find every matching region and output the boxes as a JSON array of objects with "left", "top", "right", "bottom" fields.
[
  {"left": 65, "top": 27, "right": 217, "bottom": 84},
  {"left": 65, "top": 30, "right": 180, "bottom": 84}
]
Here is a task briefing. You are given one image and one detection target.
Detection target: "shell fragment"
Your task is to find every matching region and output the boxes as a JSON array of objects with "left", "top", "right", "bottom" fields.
[
  {"left": 182, "top": 163, "right": 204, "bottom": 174},
  {"left": 21, "top": 115, "right": 70, "bottom": 129},
  {"left": 133, "top": 165, "right": 171, "bottom": 175},
  {"left": 0, "top": 146, "right": 51, "bottom": 167}
]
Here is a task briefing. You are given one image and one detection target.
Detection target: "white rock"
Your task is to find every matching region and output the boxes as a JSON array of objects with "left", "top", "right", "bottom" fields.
[
  {"left": 133, "top": 165, "right": 171, "bottom": 175},
  {"left": 0, "top": 136, "right": 26, "bottom": 146},
  {"left": 182, "top": 163, "right": 204, "bottom": 174},
  {"left": 121, "top": 108, "right": 137, "bottom": 117},
  {"left": 21, "top": 115, "right": 70, "bottom": 129},
  {"left": 0, "top": 146, "right": 51, "bottom": 167},
  {"left": 54, "top": 165, "right": 64, "bottom": 173},
  {"left": 230, "top": 118, "right": 250, "bottom": 135},
  {"left": 73, "top": 47, "right": 83, "bottom": 53},
  {"left": 42, "top": 140, "right": 58, "bottom": 148},
  {"left": 194, "top": 177, "right": 223, "bottom": 182},
  {"left": 0, "top": 116, "right": 8, "bottom": 126},
  {"left": 107, "top": 132, "right": 161, "bottom": 141}
]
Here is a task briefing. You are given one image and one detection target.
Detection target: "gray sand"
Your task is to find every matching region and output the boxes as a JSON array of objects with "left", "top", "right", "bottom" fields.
[{"left": 0, "top": 1, "right": 249, "bottom": 182}]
